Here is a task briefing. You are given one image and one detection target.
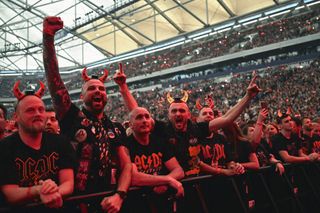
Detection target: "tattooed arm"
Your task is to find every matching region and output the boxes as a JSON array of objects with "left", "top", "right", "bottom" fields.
[{"left": 43, "top": 17, "right": 71, "bottom": 120}]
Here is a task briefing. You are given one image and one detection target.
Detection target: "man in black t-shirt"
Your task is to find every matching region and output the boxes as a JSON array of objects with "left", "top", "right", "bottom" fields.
[
  {"left": 125, "top": 107, "right": 184, "bottom": 196},
  {"left": 0, "top": 86, "right": 75, "bottom": 209},
  {"left": 196, "top": 105, "right": 244, "bottom": 176},
  {"left": 116, "top": 70, "right": 261, "bottom": 176},
  {"left": 272, "top": 114, "right": 320, "bottom": 163},
  {"left": 43, "top": 16, "right": 131, "bottom": 212},
  {"left": 166, "top": 73, "right": 260, "bottom": 176}
]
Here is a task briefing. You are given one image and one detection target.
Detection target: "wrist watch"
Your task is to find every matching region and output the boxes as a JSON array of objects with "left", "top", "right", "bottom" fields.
[{"left": 115, "top": 190, "right": 127, "bottom": 200}]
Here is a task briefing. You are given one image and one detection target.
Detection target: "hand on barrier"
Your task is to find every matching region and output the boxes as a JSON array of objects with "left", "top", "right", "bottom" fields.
[
  {"left": 39, "top": 191, "right": 63, "bottom": 208},
  {"left": 39, "top": 179, "right": 59, "bottom": 195},
  {"left": 43, "top": 17, "right": 63, "bottom": 36},
  {"left": 100, "top": 194, "right": 123, "bottom": 213},
  {"left": 168, "top": 177, "right": 184, "bottom": 198},
  {"left": 275, "top": 162, "right": 285, "bottom": 175},
  {"left": 228, "top": 162, "right": 245, "bottom": 175},
  {"left": 308, "top": 152, "right": 320, "bottom": 162}
]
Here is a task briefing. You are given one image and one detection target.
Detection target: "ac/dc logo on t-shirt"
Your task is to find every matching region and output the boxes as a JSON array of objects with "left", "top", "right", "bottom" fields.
[
  {"left": 201, "top": 144, "right": 226, "bottom": 165},
  {"left": 134, "top": 152, "right": 163, "bottom": 174},
  {"left": 313, "top": 141, "right": 320, "bottom": 153},
  {"left": 15, "top": 152, "right": 59, "bottom": 186}
]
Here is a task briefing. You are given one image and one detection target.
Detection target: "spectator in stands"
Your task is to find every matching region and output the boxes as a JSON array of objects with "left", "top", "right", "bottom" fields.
[
  {"left": 0, "top": 82, "right": 75, "bottom": 209},
  {"left": 43, "top": 16, "right": 131, "bottom": 213},
  {"left": 3, "top": 119, "right": 18, "bottom": 138},
  {"left": 45, "top": 107, "right": 60, "bottom": 134},
  {"left": 0, "top": 104, "right": 6, "bottom": 140},
  {"left": 272, "top": 113, "right": 320, "bottom": 163}
]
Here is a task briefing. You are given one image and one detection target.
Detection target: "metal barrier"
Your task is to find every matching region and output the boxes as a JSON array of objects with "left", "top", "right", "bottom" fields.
[{"left": 1, "top": 162, "right": 319, "bottom": 213}]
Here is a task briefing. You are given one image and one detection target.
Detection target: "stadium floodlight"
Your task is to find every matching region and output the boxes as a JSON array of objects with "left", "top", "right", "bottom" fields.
[
  {"left": 295, "top": 5, "right": 306, "bottom": 10},
  {"left": 243, "top": 20, "right": 258, "bottom": 26},
  {"left": 0, "top": 73, "right": 22, "bottom": 77},
  {"left": 238, "top": 14, "right": 262, "bottom": 23},
  {"left": 146, "top": 41, "right": 185, "bottom": 54},
  {"left": 307, "top": 0, "right": 320, "bottom": 6},
  {"left": 265, "top": 2, "right": 298, "bottom": 15},
  {"left": 192, "top": 34, "right": 210, "bottom": 41},
  {"left": 214, "top": 22, "right": 235, "bottom": 31},
  {"left": 270, "top": 9, "right": 291, "bottom": 18},
  {"left": 233, "top": 24, "right": 241, "bottom": 29},
  {"left": 188, "top": 29, "right": 212, "bottom": 39},
  {"left": 259, "top": 16, "right": 269, "bottom": 21},
  {"left": 304, "top": 0, "right": 316, "bottom": 3},
  {"left": 217, "top": 27, "right": 231, "bottom": 33}
]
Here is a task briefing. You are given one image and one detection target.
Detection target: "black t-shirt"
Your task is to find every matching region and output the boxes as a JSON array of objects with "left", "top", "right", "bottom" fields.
[
  {"left": 59, "top": 103, "right": 126, "bottom": 193},
  {"left": 198, "top": 133, "right": 232, "bottom": 168},
  {"left": 271, "top": 133, "right": 302, "bottom": 161},
  {"left": 228, "top": 139, "right": 254, "bottom": 164},
  {"left": 124, "top": 133, "right": 174, "bottom": 175},
  {"left": 301, "top": 134, "right": 319, "bottom": 155},
  {"left": 255, "top": 139, "right": 273, "bottom": 167},
  {"left": 311, "top": 135, "right": 320, "bottom": 154},
  {"left": 156, "top": 120, "right": 210, "bottom": 176},
  {"left": 0, "top": 132, "right": 75, "bottom": 187}
]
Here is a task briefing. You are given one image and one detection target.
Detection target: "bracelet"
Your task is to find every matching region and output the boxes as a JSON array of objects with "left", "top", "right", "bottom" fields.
[{"left": 114, "top": 190, "right": 127, "bottom": 200}]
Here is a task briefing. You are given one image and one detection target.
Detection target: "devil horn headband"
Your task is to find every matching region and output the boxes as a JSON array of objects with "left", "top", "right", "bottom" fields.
[
  {"left": 195, "top": 95, "right": 214, "bottom": 111},
  {"left": 81, "top": 67, "right": 109, "bottom": 82},
  {"left": 167, "top": 90, "right": 189, "bottom": 104},
  {"left": 13, "top": 80, "right": 45, "bottom": 101}
]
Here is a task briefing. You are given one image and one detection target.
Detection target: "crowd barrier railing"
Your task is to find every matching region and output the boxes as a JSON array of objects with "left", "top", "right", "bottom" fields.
[{"left": 1, "top": 162, "right": 320, "bottom": 213}]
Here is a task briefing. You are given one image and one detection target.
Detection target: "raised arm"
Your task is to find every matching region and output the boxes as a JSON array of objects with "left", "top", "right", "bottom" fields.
[
  {"left": 43, "top": 17, "right": 71, "bottom": 120},
  {"left": 209, "top": 72, "right": 261, "bottom": 132},
  {"left": 113, "top": 63, "right": 138, "bottom": 112},
  {"left": 251, "top": 108, "right": 268, "bottom": 149}
]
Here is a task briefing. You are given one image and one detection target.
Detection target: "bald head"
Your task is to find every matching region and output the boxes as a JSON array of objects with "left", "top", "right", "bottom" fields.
[
  {"left": 129, "top": 107, "right": 153, "bottom": 135},
  {"left": 15, "top": 95, "right": 46, "bottom": 134}
]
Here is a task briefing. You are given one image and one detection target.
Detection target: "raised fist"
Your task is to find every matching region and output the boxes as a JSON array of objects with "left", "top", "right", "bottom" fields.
[{"left": 43, "top": 16, "right": 63, "bottom": 36}]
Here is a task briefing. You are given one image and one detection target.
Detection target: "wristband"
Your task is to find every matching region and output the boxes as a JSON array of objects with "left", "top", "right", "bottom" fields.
[{"left": 115, "top": 190, "right": 127, "bottom": 200}]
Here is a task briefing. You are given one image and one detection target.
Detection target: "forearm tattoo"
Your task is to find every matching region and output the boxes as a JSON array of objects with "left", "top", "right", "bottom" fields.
[{"left": 43, "top": 35, "right": 71, "bottom": 119}]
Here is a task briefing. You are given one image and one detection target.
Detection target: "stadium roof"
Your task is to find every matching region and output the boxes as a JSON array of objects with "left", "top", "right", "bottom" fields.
[{"left": 0, "top": 0, "right": 313, "bottom": 73}]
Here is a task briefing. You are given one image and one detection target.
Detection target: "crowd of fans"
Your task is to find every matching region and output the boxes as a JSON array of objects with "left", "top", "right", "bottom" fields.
[
  {"left": 0, "top": 10, "right": 320, "bottom": 212},
  {"left": 105, "top": 59, "right": 320, "bottom": 125},
  {"left": 0, "top": 7, "right": 319, "bottom": 98}
]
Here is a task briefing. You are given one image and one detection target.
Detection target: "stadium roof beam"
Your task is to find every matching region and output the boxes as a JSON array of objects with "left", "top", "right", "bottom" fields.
[
  {"left": 83, "top": 0, "right": 152, "bottom": 47},
  {"left": 0, "top": 0, "right": 44, "bottom": 69},
  {"left": 0, "top": 52, "right": 24, "bottom": 72},
  {"left": 11, "top": 0, "right": 112, "bottom": 58},
  {"left": 217, "top": 0, "right": 236, "bottom": 17},
  {"left": 145, "top": 0, "right": 185, "bottom": 34},
  {"left": 171, "top": 0, "right": 208, "bottom": 27}
]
